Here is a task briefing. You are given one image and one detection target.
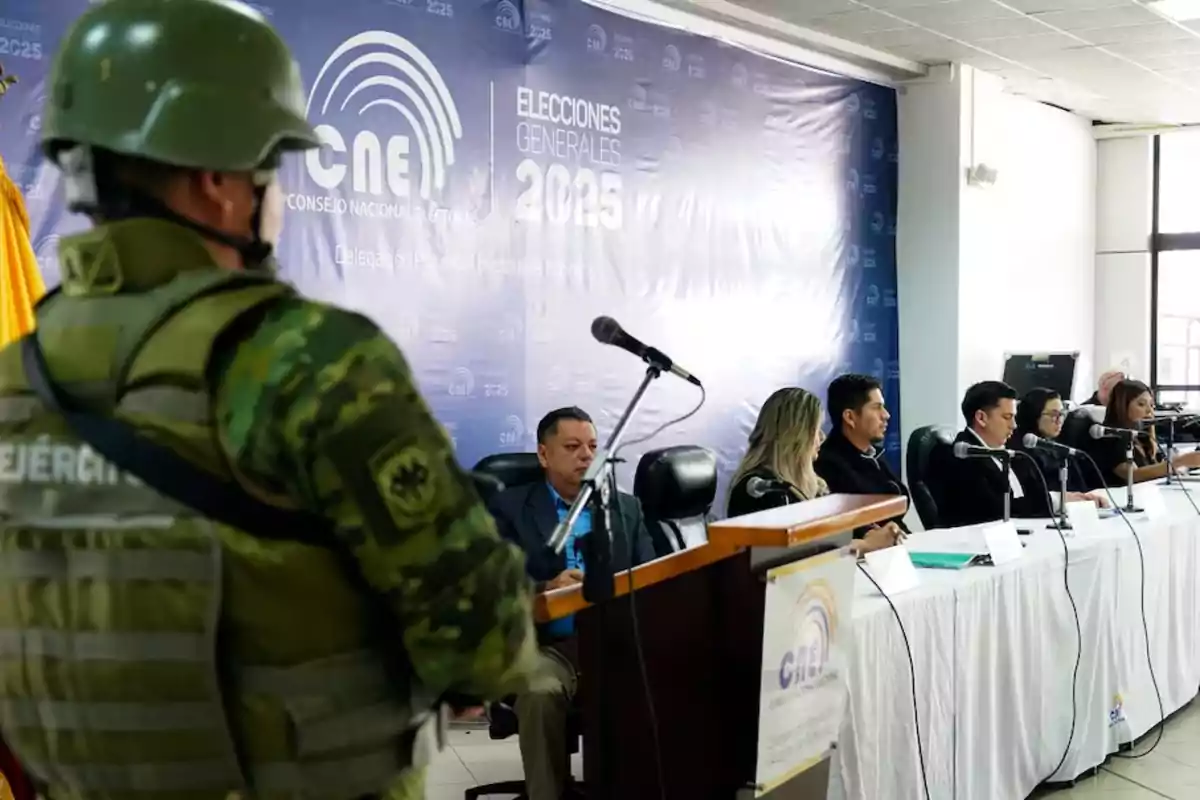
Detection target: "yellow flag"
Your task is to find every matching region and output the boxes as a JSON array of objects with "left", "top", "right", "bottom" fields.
[{"left": 0, "top": 154, "right": 45, "bottom": 349}]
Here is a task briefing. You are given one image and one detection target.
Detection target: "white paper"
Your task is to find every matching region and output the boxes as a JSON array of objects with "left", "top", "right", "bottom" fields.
[
  {"left": 864, "top": 545, "right": 921, "bottom": 596},
  {"left": 1065, "top": 500, "right": 1103, "bottom": 537},
  {"left": 982, "top": 520, "right": 1024, "bottom": 565},
  {"left": 755, "top": 552, "right": 856, "bottom": 796}
]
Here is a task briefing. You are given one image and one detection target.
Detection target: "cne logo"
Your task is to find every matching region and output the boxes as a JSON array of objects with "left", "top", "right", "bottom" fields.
[
  {"left": 586, "top": 24, "right": 607, "bottom": 54},
  {"left": 494, "top": 0, "right": 522, "bottom": 32},
  {"left": 304, "top": 31, "right": 463, "bottom": 202},
  {"left": 499, "top": 415, "right": 525, "bottom": 446},
  {"left": 662, "top": 44, "right": 681, "bottom": 72},
  {"left": 448, "top": 367, "right": 475, "bottom": 397},
  {"left": 778, "top": 580, "right": 839, "bottom": 690},
  {"left": 865, "top": 284, "right": 880, "bottom": 306},
  {"left": 731, "top": 63, "right": 748, "bottom": 88}
]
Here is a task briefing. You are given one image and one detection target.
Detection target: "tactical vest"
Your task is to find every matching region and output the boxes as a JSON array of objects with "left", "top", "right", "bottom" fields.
[{"left": 0, "top": 221, "right": 436, "bottom": 800}]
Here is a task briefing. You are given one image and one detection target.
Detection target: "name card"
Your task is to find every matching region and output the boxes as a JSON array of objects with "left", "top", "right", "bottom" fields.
[
  {"left": 864, "top": 545, "right": 920, "bottom": 596},
  {"left": 1065, "top": 500, "right": 1103, "bottom": 537},
  {"left": 982, "top": 520, "right": 1024, "bottom": 566}
]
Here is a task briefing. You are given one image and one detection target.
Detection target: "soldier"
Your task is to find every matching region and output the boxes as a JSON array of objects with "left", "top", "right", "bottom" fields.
[{"left": 0, "top": 1, "right": 539, "bottom": 798}]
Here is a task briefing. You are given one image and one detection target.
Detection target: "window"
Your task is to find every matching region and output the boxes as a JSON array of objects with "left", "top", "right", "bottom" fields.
[
  {"left": 1158, "top": 133, "right": 1200, "bottom": 235},
  {"left": 1153, "top": 132, "right": 1200, "bottom": 402}
]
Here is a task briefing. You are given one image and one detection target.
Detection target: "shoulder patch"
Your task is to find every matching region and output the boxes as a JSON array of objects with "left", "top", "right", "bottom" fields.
[{"left": 371, "top": 443, "right": 442, "bottom": 524}]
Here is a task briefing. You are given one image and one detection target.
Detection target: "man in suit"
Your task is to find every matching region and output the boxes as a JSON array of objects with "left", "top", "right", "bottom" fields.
[
  {"left": 815, "top": 373, "right": 910, "bottom": 545},
  {"left": 488, "top": 407, "right": 654, "bottom": 800},
  {"left": 929, "top": 381, "right": 1029, "bottom": 527}
]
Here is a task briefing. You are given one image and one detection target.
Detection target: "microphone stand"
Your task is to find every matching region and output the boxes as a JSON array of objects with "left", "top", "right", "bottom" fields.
[
  {"left": 1049, "top": 455, "right": 1073, "bottom": 531},
  {"left": 550, "top": 365, "right": 662, "bottom": 603},
  {"left": 1001, "top": 451, "right": 1013, "bottom": 523},
  {"left": 1163, "top": 417, "right": 1177, "bottom": 486},
  {"left": 1122, "top": 431, "right": 1144, "bottom": 514}
]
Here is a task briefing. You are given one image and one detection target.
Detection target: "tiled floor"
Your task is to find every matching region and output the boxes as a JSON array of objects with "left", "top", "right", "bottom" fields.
[
  {"left": 427, "top": 721, "right": 580, "bottom": 800},
  {"left": 432, "top": 699, "right": 1200, "bottom": 799}
]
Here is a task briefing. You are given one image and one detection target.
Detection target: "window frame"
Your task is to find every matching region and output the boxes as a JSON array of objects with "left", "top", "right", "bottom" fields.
[{"left": 1151, "top": 134, "right": 1200, "bottom": 399}]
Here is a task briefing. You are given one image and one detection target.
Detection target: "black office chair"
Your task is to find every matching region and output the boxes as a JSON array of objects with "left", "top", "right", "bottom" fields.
[
  {"left": 906, "top": 425, "right": 955, "bottom": 530},
  {"left": 634, "top": 445, "right": 718, "bottom": 555},
  {"left": 473, "top": 453, "right": 544, "bottom": 489},
  {"left": 1059, "top": 407, "right": 1100, "bottom": 452},
  {"left": 470, "top": 471, "right": 506, "bottom": 505}
]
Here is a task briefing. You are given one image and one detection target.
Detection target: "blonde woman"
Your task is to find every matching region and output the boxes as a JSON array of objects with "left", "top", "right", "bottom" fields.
[{"left": 726, "top": 387, "right": 899, "bottom": 554}]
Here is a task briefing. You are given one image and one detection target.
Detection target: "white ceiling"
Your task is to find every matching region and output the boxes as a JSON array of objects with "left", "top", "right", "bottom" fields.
[{"left": 709, "top": 0, "right": 1200, "bottom": 124}]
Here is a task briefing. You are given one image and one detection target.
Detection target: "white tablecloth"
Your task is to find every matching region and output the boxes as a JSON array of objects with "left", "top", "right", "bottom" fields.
[{"left": 829, "top": 485, "right": 1200, "bottom": 800}]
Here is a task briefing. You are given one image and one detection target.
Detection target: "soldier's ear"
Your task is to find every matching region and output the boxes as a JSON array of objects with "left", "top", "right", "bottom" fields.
[{"left": 537, "top": 443, "right": 550, "bottom": 469}]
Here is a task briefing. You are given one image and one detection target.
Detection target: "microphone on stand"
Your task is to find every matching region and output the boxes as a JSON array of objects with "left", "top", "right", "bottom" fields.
[
  {"left": 953, "top": 441, "right": 1015, "bottom": 460},
  {"left": 746, "top": 475, "right": 794, "bottom": 500},
  {"left": 1022, "top": 433, "right": 1081, "bottom": 458},
  {"left": 1089, "top": 423, "right": 1139, "bottom": 441},
  {"left": 591, "top": 316, "right": 703, "bottom": 387}
]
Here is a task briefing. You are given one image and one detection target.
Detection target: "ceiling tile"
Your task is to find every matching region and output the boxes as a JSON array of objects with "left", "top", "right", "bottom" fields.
[
  {"left": 888, "top": 39, "right": 1002, "bottom": 59},
  {"left": 1028, "top": 5, "right": 1162, "bottom": 31},
  {"left": 970, "top": 31, "right": 1085, "bottom": 56},
  {"left": 857, "top": 0, "right": 964, "bottom": 9},
  {"left": 806, "top": 8, "right": 913, "bottom": 33},
  {"left": 1098, "top": 32, "right": 1200, "bottom": 55},
  {"left": 730, "top": 0, "right": 861, "bottom": 20},
  {"left": 1000, "top": 0, "right": 1129, "bottom": 9},
  {"left": 854, "top": 25, "right": 956, "bottom": 48},
  {"left": 929, "top": 15, "right": 1058, "bottom": 38},
  {"left": 895, "top": 0, "right": 1024, "bottom": 25},
  {"left": 1081, "top": 21, "right": 1198, "bottom": 44}
]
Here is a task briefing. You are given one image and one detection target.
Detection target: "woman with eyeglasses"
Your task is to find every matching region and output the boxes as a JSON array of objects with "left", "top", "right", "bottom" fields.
[
  {"left": 1086, "top": 378, "right": 1200, "bottom": 486},
  {"left": 1010, "top": 388, "right": 1108, "bottom": 514},
  {"left": 726, "top": 387, "right": 899, "bottom": 554}
]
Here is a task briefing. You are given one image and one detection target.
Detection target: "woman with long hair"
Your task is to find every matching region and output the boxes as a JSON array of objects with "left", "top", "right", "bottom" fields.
[
  {"left": 726, "top": 387, "right": 899, "bottom": 553},
  {"left": 1086, "top": 378, "right": 1200, "bottom": 485}
]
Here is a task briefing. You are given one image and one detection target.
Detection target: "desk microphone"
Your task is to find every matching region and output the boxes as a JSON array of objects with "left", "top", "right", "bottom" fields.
[
  {"left": 591, "top": 316, "right": 702, "bottom": 387},
  {"left": 1022, "top": 433, "right": 1081, "bottom": 457},
  {"left": 1089, "top": 423, "right": 1139, "bottom": 441},
  {"left": 746, "top": 475, "right": 792, "bottom": 499},
  {"left": 953, "top": 441, "right": 1014, "bottom": 460}
]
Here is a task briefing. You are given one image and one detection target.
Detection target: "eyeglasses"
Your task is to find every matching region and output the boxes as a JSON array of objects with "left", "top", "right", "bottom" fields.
[{"left": 1041, "top": 411, "right": 1064, "bottom": 422}]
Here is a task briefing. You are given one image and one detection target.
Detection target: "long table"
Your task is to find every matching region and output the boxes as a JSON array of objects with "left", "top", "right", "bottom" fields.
[{"left": 831, "top": 485, "right": 1200, "bottom": 800}]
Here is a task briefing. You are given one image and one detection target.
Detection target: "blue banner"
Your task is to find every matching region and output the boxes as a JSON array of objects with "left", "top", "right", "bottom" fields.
[{"left": 0, "top": 0, "right": 899, "bottom": 504}]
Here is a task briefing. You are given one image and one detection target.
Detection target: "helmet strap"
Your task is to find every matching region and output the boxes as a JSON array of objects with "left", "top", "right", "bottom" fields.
[{"left": 63, "top": 145, "right": 277, "bottom": 272}]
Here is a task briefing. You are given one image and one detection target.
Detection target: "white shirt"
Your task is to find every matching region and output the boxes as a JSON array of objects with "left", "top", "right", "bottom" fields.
[{"left": 968, "top": 427, "right": 1025, "bottom": 500}]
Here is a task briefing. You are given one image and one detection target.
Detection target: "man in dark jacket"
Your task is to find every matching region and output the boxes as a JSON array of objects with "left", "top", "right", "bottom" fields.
[
  {"left": 488, "top": 407, "right": 654, "bottom": 800},
  {"left": 929, "top": 381, "right": 1031, "bottom": 527},
  {"left": 816, "top": 374, "right": 910, "bottom": 543}
]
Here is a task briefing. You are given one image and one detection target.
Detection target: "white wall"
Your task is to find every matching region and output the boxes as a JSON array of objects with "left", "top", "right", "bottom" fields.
[
  {"left": 1094, "top": 137, "right": 1154, "bottom": 381},
  {"left": 898, "top": 65, "right": 1098, "bottom": 471},
  {"left": 958, "top": 70, "right": 1098, "bottom": 400}
]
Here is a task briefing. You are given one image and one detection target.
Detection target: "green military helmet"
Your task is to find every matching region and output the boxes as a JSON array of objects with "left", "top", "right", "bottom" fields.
[{"left": 42, "top": 0, "right": 320, "bottom": 172}]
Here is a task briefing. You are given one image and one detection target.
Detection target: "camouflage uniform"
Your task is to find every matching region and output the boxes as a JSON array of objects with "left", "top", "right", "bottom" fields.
[{"left": 0, "top": 2, "right": 538, "bottom": 798}]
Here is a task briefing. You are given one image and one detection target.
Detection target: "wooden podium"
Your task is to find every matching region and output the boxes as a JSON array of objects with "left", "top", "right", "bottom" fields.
[{"left": 534, "top": 493, "right": 906, "bottom": 800}]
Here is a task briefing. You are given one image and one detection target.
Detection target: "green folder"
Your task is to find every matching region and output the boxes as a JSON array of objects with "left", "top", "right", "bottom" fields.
[{"left": 908, "top": 552, "right": 983, "bottom": 570}]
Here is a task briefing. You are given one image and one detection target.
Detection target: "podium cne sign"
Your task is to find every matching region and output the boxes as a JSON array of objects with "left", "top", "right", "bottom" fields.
[{"left": 754, "top": 550, "right": 856, "bottom": 796}]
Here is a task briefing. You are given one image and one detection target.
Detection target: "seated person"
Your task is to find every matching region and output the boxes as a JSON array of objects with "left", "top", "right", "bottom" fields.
[
  {"left": 931, "top": 381, "right": 1101, "bottom": 527},
  {"left": 1010, "top": 387, "right": 1108, "bottom": 514},
  {"left": 815, "top": 373, "right": 910, "bottom": 533},
  {"left": 487, "top": 406, "right": 654, "bottom": 800},
  {"left": 1083, "top": 369, "right": 1125, "bottom": 407},
  {"left": 1084, "top": 379, "right": 1200, "bottom": 486},
  {"left": 726, "top": 387, "right": 899, "bottom": 553}
]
